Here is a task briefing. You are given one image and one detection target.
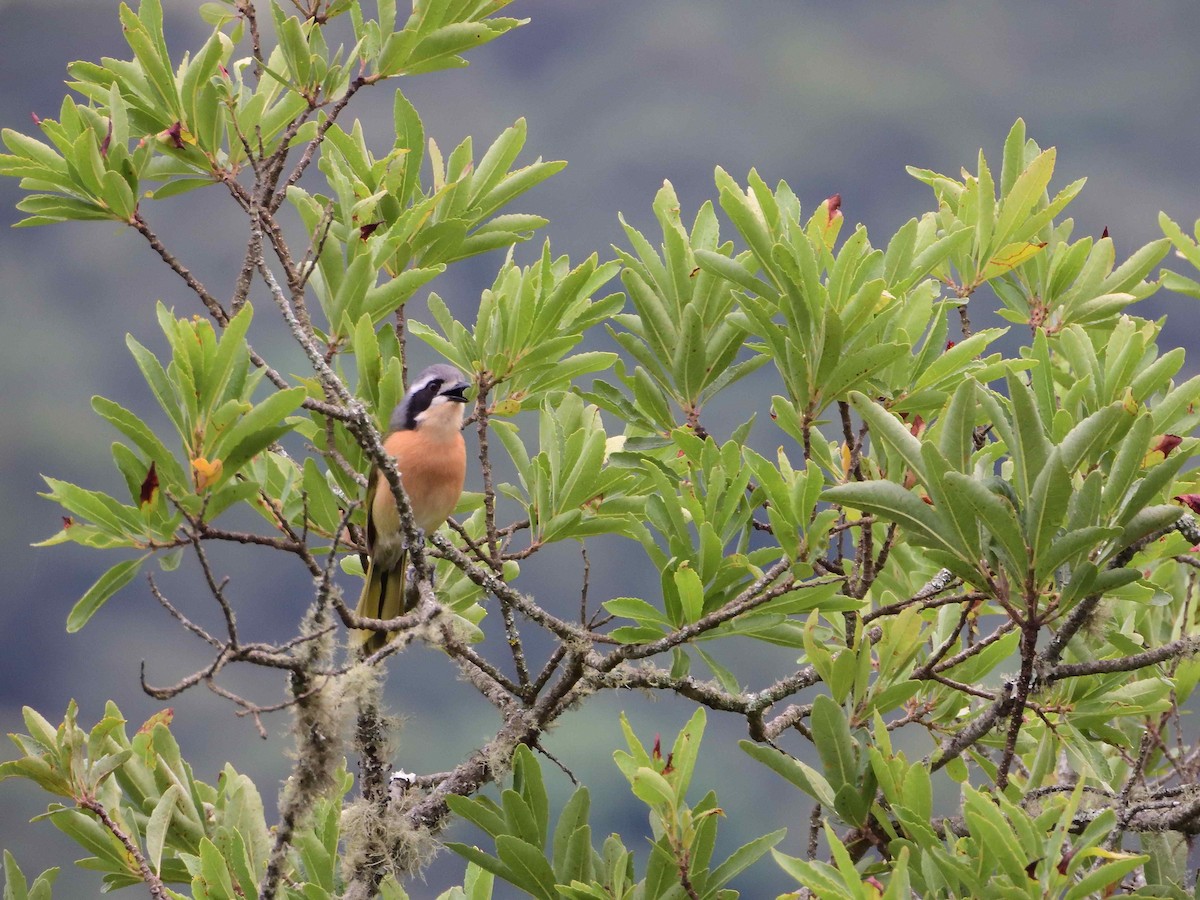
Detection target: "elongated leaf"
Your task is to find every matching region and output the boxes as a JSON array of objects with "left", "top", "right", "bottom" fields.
[
  {"left": 494, "top": 835, "right": 556, "bottom": 900},
  {"left": 216, "top": 388, "right": 307, "bottom": 476},
  {"left": 1059, "top": 403, "right": 1127, "bottom": 471},
  {"left": 551, "top": 788, "right": 590, "bottom": 883},
  {"left": 447, "top": 794, "right": 507, "bottom": 840},
  {"left": 146, "top": 784, "right": 183, "bottom": 875},
  {"left": 823, "top": 480, "right": 961, "bottom": 557},
  {"left": 822, "top": 343, "right": 909, "bottom": 404},
  {"left": 942, "top": 472, "right": 1028, "bottom": 578},
  {"left": 708, "top": 828, "right": 787, "bottom": 892},
  {"left": 39, "top": 477, "right": 143, "bottom": 538},
  {"left": 914, "top": 329, "right": 1007, "bottom": 395},
  {"left": 1112, "top": 505, "right": 1182, "bottom": 557},
  {"left": 938, "top": 378, "right": 977, "bottom": 473},
  {"left": 1006, "top": 375, "right": 1052, "bottom": 503},
  {"left": 1063, "top": 853, "right": 1149, "bottom": 900},
  {"left": 1035, "top": 526, "right": 1119, "bottom": 583},
  {"left": 739, "top": 741, "right": 836, "bottom": 808},
  {"left": 809, "top": 695, "right": 856, "bottom": 792},
  {"left": 512, "top": 745, "right": 549, "bottom": 848},
  {"left": 694, "top": 248, "right": 777, "bottom": 299},
  {"left": 847, "top": 392, "right": 927, "bottom": 485},
  {"left": 91, "top": 396, "right": 188, "bottom": 489},
  {"left": 994, "top": 147, "right": 1056, "bottom": 248},
  {"left": 66, "top": 557, "right": 145, "bottom": 632},
  {"left": 1101, "top": 413, "right": 1153, "bottom": 516},
  {"left": 1024, "top": 449, "right": 1071, "bottom": 567}
]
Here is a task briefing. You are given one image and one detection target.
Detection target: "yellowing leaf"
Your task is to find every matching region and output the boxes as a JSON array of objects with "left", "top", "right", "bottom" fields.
[
  {"left": 1122, "top": 386, "right": 1139, "bottom": 415},
  {"left": 604, "top": 434, "right": 627, "bottom": 461},
  {"left": 192, "top": 456, "right": 223, "bottom": 491},
  {"left": 977, "top": 240, "right": 1047, "bottom": 283}
]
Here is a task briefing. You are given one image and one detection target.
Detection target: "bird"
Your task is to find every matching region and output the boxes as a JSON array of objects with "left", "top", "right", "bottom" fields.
[{"left": 355, "top": 363, "right": 470, "bottom": 652}]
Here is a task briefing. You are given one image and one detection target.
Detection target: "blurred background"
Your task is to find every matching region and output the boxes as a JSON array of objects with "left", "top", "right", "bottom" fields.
[{"left": 2, "top": 2, "right": 1200, "bottom": 896}]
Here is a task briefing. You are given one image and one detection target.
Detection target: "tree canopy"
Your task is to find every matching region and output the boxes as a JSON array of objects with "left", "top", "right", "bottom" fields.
[{"left": 5, "top": 2, "right": 1200, "bottom": 898}]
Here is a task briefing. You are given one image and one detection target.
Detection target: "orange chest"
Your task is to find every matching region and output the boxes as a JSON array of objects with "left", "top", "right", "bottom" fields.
[{"left": 372, "top": 429, "right": 467, "bottom": 535}]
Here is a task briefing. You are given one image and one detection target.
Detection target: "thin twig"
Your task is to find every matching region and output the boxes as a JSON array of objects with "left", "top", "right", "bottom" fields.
[{"left": 78, "top": 797, "right": 169, "bottom": 900}]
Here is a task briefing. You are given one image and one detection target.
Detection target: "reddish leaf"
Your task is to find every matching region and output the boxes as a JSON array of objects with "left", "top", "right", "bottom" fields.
[
  {"left": 826, "top": 192, "right": 842, "bottom": 223},
  {"left": 1056, "top": 846, "right": 1074, "bottom": 875},
  {"left": 1152, "top": 434, "right": 1183, "bottom": 458},
  {"left": 138, "top": 708, "right": 174, "bottom": 734},
  {"left": 139, "top": 461, "right": 159, "bottom": 506},
  {"left": 1174, "top": 494, "right": 1200, "bottom": 515},
  {"left": 160, "top": 121, "right": 185, "bottom": 149}
]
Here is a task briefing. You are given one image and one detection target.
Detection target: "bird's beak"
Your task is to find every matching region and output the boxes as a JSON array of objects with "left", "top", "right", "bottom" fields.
[{"left": 443, "top": 381, "right": 471, "bottom": 403}]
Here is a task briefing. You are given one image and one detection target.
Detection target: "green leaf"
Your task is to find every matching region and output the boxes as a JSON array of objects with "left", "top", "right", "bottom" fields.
[
  {"left": 39, "top": 476, "right": 143, "bottom": 540},
  {"left": 674, "top": 565, "right": 704, "bottom": 624},
  {"left": 822, "top": 342, "right": 909, "bottom": 403},
  {"left": 91, "top": 396, "right": 188, "bottom": 489},
  {"left": 1059, "top": 403, "right": 1128, "bottom": 471},
  {"left": 198, "top": 836, "right": 236, "bottom": 897},
  {"left": 609, "top": 625, "right": 667, "bottom": 644},
  {"left": 695, "top": 646, "right": 741, "bottom": 695},
  {"left": 1005, "top": 375, "right": 1052, "bottom": 502},
  {"left": 707, "top": 829, "right": 787, "bottom": 892},
  {"left": 1023, "top": 448, "right": 1070, "bottom": 565},
  {"left": 937, "top": 378, "right": 977, "bottom": 473},
  {"left": 603, "top": 597, "right": 669, "bottom": 627},
  {"left": 446, "top": 843, "right": 517, "bottom": 889},
  {"left": 66, "top": 557, "right": 146, "bottom": 632},
  {"left": 848, "top": 392, "right": 927, "bottom": 485},
  {"left": 3, "top": 851, "right": 30, "bottom": 900},
  {"left": 494, "top": 835, "right": 556, "bottom": 900},
  {"left": 911, "top": 328, "right": 1006, "bottom": 394},
  {"left": 501, "top": 789, "right": 541, "bottom": 848},
  {"left": 551, "top": 787, "right": 591, "bottom": 884},
  {"left": 146, "top": 784, "right": 183, "bottom": 875},
  {"left": 810, "top": 695, "right": 856, "bottom": 792},
  {"left": 695, "top": 247, "right": 777, "bottom": 298},
  {"left": 215, "top": 388, "right": 307, "bottom": 476},
  {"left": 734, "top": 739, "right": 840, "bottom": 811},
  {"left": 629, "top": 767, "right": 675, "bottom": 809},
  {"left": 301, "top": 458, "right": 342, "bottom": 535},
  {"left": 942, "top": 472, "right": 1028, "bottom": 580},
  {"left": 1035, "top": 526, "right": 1118, "bottom": 583},
  {"left": 669, "top": 707, "right": 706, "bottom": 800},
  {"left": 1102, "top": 414, "right": 1154, "bottom": 516},
  {"left": 994, "top": 147, "right": 1056, "bottom": 247},
  {"left": 1063, "top": 853, "right": 1149, "bottom": 900},
  {"left": 771, "top": 850, "right": 856, "bottom": 899},
  {"left": 512, "top": 745, "right": 549, "bottom": 849},
  {"left": 1112, "top": 504, "right": 1182, "bottom": 557},
  {"left": 822, "top": 480, "right": 962, "bottom": 558}
]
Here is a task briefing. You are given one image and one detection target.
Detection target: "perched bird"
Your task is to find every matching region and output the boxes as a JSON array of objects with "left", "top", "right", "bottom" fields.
[{"left": 356, "top": 364, "right": 470, "bottom": 652}]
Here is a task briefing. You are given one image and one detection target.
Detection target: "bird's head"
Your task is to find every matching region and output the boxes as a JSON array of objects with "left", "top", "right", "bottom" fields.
[{"left": 390, "top": 364, "right": 471, "bottom": 433}]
